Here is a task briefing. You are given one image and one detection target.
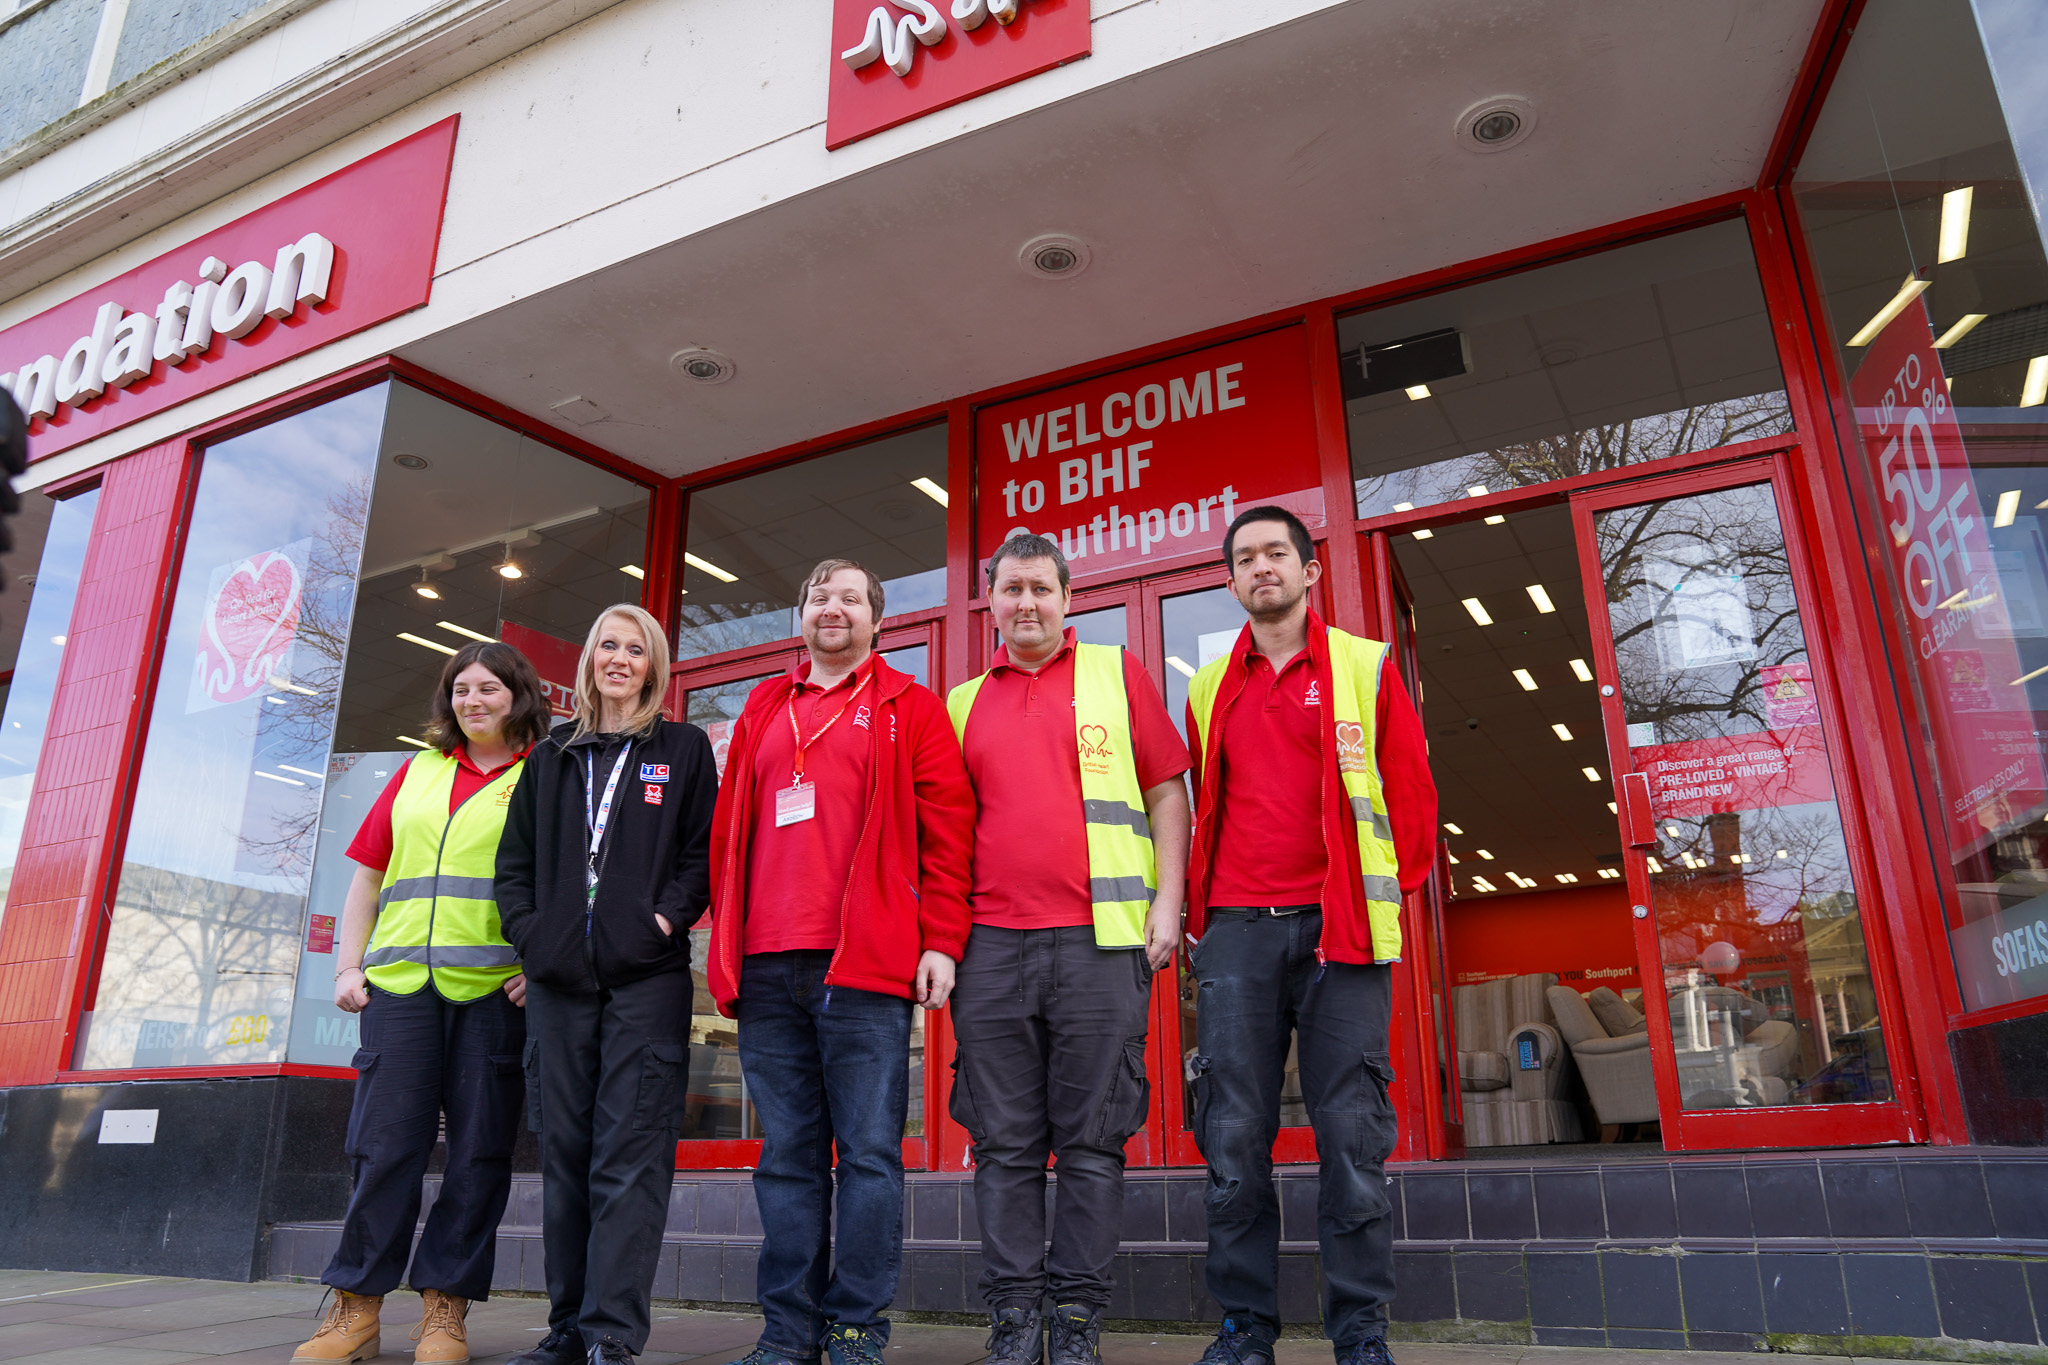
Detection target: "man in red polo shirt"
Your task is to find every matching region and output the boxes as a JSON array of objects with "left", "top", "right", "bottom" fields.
[
  {"left": 1181, "top": 506, "right": 1436, "bottom": 1365},
  {"left": 947, "top": 534, "right": 1190, "bottom": 1365},
  {"left": 707, "top": 559, "right": 974, "bottom": 1365}
]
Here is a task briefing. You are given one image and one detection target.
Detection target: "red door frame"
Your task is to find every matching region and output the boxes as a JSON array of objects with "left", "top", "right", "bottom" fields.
[{"left": 1567, "top": 451, "right": 1919, "bottom": 1150}]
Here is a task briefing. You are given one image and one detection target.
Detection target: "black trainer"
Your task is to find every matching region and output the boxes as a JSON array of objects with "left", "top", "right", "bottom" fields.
[
  {"left": 507, "top": 1329, "right": 584, "bottom": 1365},
  {"left": 1335, "top": 1338, "right": 1395, "bottom": 1365},
  {"left": 588, "top": 1339, "right": 634, "bottom": 1365},
  {"left": 823, "top": 1324, "right": 888, "bottom": 1365},
  {"left": 1191, "top": 1319, "right": 1275, "bottom": 1365},
  {"left": 726, "top": 1349, "right": 819, "bottom": 1365},
  {"left": 1047, "top": 1304, "right": 1102, "bottom": 1365},
  {"left": 985, "top": 1306, "right": 1044, "bottom": 1365}
]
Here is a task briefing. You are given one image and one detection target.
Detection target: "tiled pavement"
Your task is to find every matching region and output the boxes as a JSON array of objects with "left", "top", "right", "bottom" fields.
[{"left": 0, "top": 1271, "right": 1929, "bottom": 1365}]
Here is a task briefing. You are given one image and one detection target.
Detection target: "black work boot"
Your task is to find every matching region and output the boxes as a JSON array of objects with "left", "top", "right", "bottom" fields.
[
  {"left": 1335, "top": 1339, "right": 1395, "bottom": 1365},
  {"left": 984, "top": 1305, "right": 1044, "bottom": 1365},
  {"left": 507, "top": 1329, "right": 584, "bottom": 1365},
  {"left": 1047, "top": 1304, "right": 1101, "bottom": 1365},
  {"left": 1190, "top": 1319, "right": 1274, "bottom": 1365}
]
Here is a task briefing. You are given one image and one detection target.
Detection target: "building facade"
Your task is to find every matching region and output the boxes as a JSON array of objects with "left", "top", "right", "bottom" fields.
[{"left": 0, "top": 0, "right": 2044, "bottom": 1351}]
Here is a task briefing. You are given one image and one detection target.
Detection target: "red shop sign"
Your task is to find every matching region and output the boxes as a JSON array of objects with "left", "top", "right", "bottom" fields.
[
  {"left": 826, "top": 0, "right": 1090, "bottom": 150},
  {"left": 1, "top": 116, "right": 458, "bottom": 463},
  {"left": 975, "top": 326, "right": 1324, "bottom": 579},
  {"left": 1851, "top": 301, "right": 2048, "bottom": 856}
]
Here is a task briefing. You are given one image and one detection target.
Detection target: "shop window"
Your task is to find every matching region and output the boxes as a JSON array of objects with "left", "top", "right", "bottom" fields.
[
  {"left": 72, "top": 380, "right": 650, "bottom": 1071},
  {"left": 676, "top": 424, "right": 948, "bottom": 661},
  {"left": 1340, "top": 221, "right": 1793, "bottom": 518},
  {"left": 1793, "top": 0, "right": 2048, "bottom": 1018},
  {"left": 0, "top": 488, "right": 100, "bottom": 934}
]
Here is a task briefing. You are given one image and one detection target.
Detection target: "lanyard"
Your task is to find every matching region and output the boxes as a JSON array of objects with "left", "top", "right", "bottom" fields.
[
  {"left": 785, "top": 670, "right": 871, "bottom": 786},
  {"left": 584, "top": 741, "right": 633, "bottom": 886}
]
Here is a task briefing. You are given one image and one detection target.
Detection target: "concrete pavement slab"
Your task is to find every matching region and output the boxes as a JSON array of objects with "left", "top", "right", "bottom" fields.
[
  {"left": 116, "top": 1316, "right": 334, "bottom": 1356},
  {"left": 0, "top": 1321, "right": 158, "bottom": 1359}
]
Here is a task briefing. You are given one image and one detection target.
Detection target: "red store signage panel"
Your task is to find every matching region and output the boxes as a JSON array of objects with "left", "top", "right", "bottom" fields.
[
  {"left": 975, "top": 326, "right": 1325, "bottom": 579},
  {"left": 1, "top": 116, "right": 458, "bottom": 462},
  {"left": 1851, "top": 301, "right": 2048, "bottom": 856},
  {"left": 827, "top": 0, "right": 1089, "bottom": 150}
]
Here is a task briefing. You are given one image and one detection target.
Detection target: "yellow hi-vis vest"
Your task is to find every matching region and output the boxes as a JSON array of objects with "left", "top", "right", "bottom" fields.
[
  {"left": 1187, "top": 627, "right": 1404, "bottom": 962},
  {"left": 361, "top": 749, "right": 524, "bottom": 999},
  {"left": 947, "top": 643, "right": 1155, "bottom": 947}
]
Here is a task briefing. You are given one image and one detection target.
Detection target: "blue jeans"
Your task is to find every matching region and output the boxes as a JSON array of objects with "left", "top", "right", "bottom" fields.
[
  {"left": 738, "top": 951, "right": 914, "bottom": 1360},
  {"left": 1188, "top": 909, "right": 1397, "bottom": 1348}
]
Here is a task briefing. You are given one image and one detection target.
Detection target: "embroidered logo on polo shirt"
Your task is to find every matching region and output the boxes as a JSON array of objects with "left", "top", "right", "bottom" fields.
[
  {"left": 1335, "top": 721, "right": 1368, "bottom": 774},
  {"left": 643, "top": 783, "right": 664, "bottom": 805},
  {"left": 854, "top": 705, "right": 872, "bottom": 731},
  {"left": 640, "top": 763, "right": 669, "bottom": 783},
  {"left": 1304, "top": 681, "right": 1320, "bottom": 707}
]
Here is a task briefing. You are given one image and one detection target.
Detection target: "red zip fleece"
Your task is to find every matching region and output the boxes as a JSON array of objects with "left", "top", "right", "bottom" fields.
[{"left": 707, "top": 652, "right": 974, "bottom": 1016}]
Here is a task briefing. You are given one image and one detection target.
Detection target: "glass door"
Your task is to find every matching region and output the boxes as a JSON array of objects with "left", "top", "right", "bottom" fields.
[{"left": 1571, "top": 458, "right": 1916, "bottom": 1149}]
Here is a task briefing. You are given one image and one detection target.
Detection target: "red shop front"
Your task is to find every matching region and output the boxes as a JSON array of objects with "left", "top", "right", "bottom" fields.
[{"left": 0, "top": 0, "right": 2041, "bottom": 1344}]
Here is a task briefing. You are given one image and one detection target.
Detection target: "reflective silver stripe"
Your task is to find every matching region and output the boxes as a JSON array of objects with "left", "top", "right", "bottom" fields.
[
  {"left": 363, "top": 944, "right": 519, "bottom": 968},
  {"left": 1082, "top": 799, "right": 1152, "bottom": 839},
  {"left": 1089, "top": 875, "right": 1156, "bottom": 905},
  {"left": 1361, "top": 875, "right": 1402, "bottom": 905},
  {"left": 379, "top": 874, "right": 497, "bottom": 907},
  {"left": 1348, "top": 796, "right": 1392, "bottom": 844}
]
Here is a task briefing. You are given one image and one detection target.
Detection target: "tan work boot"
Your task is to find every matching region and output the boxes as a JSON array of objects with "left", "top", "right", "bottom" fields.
[
  {"left": 412, "top": 1289, "right": 470, "bottom": 1364},
  {"left": 294, "top": 1289, "right": 382, "bottom": 1363}
]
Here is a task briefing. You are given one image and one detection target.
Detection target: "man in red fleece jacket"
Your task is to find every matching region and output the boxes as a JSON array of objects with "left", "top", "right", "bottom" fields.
[
  {"left": 707, "top": 559, "right": 974, "bottom": 1365},
  {"left": 1181, "top": 507, "right": 1437, "bottom": 1365}
]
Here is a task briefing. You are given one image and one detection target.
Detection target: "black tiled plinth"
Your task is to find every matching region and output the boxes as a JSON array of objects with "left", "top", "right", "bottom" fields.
[{"left": 264, "top": 1146, "right": 2047, "bottom": 1350}]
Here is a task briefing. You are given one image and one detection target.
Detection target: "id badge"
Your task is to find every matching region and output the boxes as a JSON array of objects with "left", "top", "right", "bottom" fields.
[{"left": 775, "top": 781, "right": 817, "bottom": 827}]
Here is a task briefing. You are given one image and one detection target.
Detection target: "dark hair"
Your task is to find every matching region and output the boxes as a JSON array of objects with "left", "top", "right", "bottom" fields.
[
  {"left": 800, "top": 558, "right": 886, "bottom": 645},
  {"left": 1223, "top": 504, "right": 1315, "bottom": 569},
  {"left": 426, "top": 640, "right": 553, "bottom": 754},
  {"left": 984, "top": 533, "right": 1070, "bottom": 591}
]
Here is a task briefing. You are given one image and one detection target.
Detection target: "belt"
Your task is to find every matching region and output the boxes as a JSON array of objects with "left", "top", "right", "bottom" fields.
[{"left": 1209, "top": 904, "right": 1319, "bottom": 918}]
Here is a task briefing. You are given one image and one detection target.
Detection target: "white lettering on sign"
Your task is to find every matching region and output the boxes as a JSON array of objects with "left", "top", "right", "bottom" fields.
[
  {"left": 1992, "top": 917, "right": 2048, "bottom": 978},
  {"left": 3, "top": 232, "right": 336, "bottom": 425},
  {"left": 842, "top": 0, "right": 1028, "bottom": 77},
  {"left": 99, "top": 1109, "right": 159, "bottom": 1143}
]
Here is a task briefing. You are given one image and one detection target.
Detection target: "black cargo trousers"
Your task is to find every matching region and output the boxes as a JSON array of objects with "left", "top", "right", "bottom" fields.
[
  {"left": 526, "top": 972, "right": 690, "bottom": 1354},
  {"left": 948, "top": 923, "right": 1154, "bottom": 1313},
  {"left": 1187, "top": 907, "right": 1397, "bottom": 1350}
]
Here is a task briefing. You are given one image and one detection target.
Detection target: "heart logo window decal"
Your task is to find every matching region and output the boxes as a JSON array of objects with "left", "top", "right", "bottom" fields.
[{"left": 189, "top": 543, "right": 308, "bottom": 711}]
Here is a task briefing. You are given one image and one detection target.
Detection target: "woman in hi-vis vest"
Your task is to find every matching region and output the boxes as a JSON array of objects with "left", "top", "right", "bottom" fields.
[{"left": 295, "top": 640, "right": 554, "bottom": 1365}]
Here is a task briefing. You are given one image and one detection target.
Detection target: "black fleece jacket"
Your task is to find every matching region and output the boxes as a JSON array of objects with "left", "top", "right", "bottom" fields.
[{"left": 495, "top": 718, "right": 717, "bottom": 992}]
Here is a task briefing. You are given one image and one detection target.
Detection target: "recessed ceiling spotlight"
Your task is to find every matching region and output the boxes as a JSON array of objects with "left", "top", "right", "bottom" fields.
[
  {"left": 1457, "top": 96, "right": 1536, "bottom": 153},
  {"left": 671, "top": 348, "right": 737, "bottom": 385},
  {"left": 1019, "top": 233, "right": 1092, "bottom": 280},
  {"left": 392, "top": 453, "right": 430, "bottom": 470}
]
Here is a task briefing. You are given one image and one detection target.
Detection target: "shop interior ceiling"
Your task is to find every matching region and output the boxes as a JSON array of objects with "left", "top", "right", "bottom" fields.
[{"left": 399, "top": 0, "right": 1825, "bottom": 481}]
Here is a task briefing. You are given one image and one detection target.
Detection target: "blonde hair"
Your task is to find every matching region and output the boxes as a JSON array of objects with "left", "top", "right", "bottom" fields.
[{"left": 573, "top": 604, "right": 672, "bottom": 739}]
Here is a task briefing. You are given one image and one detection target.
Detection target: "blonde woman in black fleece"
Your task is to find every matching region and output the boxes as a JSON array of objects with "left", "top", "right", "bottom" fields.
[{"left": 496, "top": 604, "right": 717, "bottom": 1365}]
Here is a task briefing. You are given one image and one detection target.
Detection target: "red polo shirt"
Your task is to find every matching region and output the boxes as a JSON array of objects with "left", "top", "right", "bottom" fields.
[
  {"left": 1204, "top": 650, "right": 1432, "bottom": 906},
  {"left": 346, "top": 744, "right": 527, "bottom": 872},
  {"left": 961, "top": 630, "right": 1190, "bottom": 930},
  {"left": 743, "top": 655, "right": 878, "bottom": 954}
]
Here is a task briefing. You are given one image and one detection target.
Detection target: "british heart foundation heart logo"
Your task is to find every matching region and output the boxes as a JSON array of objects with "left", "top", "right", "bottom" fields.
[
  {"left": 1078, "top": 723, "right": 1112, "bottom": 758},
  {"left": 1335, "top": 720, "right": 1368, "bottom": 773},
  {"left": 192, "top": 547, "right": 305, "bottom": 709}
]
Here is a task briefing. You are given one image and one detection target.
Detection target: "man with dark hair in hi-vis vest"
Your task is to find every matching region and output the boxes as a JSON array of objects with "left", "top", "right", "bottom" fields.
[
  {"left": 947, "top": 533, "right": 1191, "bottom": 1365},
  {"left": 1182, "top": 506, "right": 1437, "bottom": 1365}
]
